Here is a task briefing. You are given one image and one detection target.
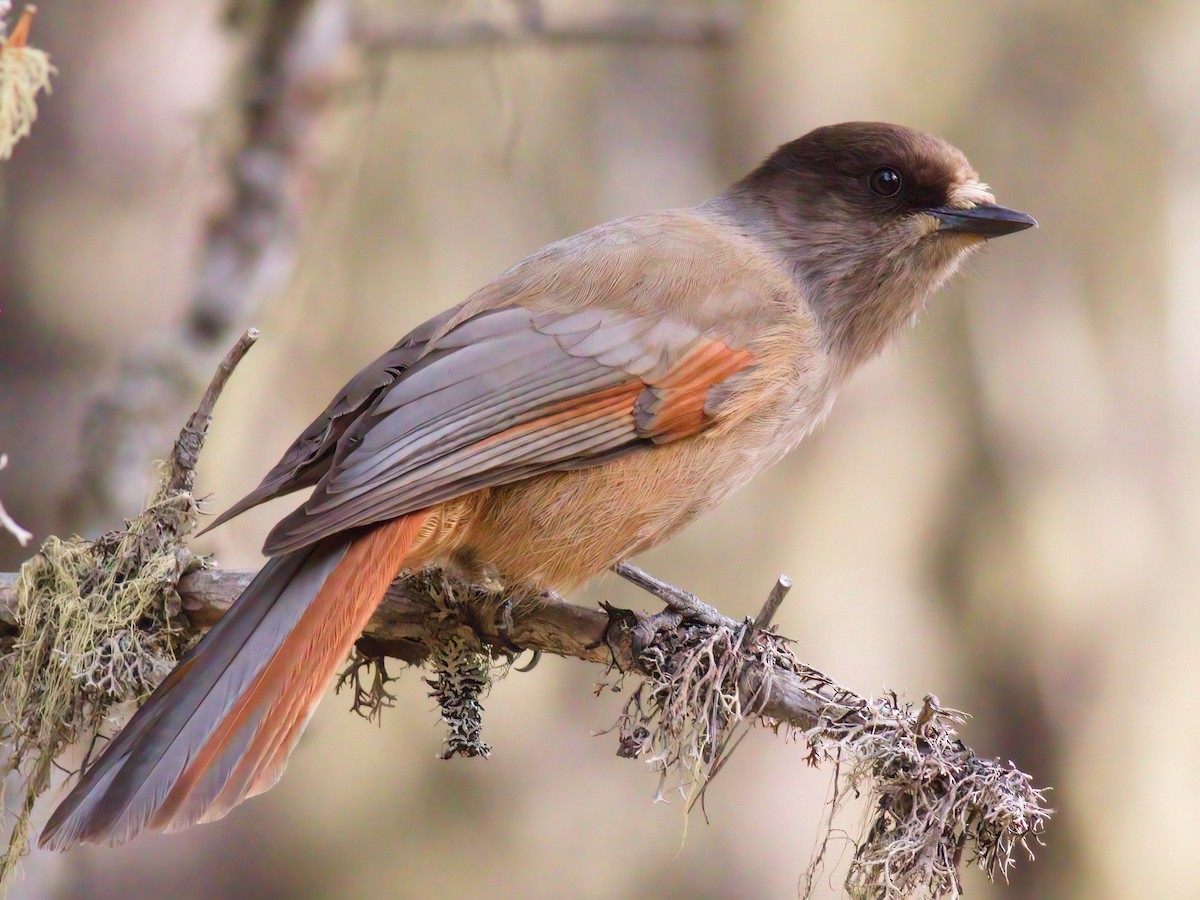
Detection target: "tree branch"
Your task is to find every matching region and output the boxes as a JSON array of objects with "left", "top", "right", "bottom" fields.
[
  {"left": 350, "top": 0, "right": 740, "bottom": 50},
  {"left": 0, "top": 564, "right": 915, "bottom": 733},
  {"left": 0, "top": 557, "right": 1051, "bottom": 896}
]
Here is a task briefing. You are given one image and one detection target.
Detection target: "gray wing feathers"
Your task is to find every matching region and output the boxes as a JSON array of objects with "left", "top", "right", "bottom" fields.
[
  {"left": 262, "top": 306, "right": 710, "bottom": 555},
  {"left": 200, "top": 305, "right": 468, "bottom": 534}
]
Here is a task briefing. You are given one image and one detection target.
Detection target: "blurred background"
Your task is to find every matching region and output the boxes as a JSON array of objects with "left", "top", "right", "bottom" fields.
[{"left": 2, "top": 1, "right": 1198, "bottom": 897}]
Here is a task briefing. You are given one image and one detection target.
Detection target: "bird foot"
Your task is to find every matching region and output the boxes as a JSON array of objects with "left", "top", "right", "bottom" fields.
[
  {"left": 487, "top": 594, "right": 540, "bottom": 671},
  {"left": 630, "top": 608, "right": 684, "bottom": 660}
]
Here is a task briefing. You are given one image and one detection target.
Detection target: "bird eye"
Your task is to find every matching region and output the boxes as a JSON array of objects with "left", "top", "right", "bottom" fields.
[{"left": 869, "top": 167, "right": 903, "bottom": 197}]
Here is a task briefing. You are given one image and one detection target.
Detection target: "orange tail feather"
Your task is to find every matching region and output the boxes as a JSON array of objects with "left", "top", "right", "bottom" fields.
[{"left": 41, "top": 513, "right": 427, "bottom": 849}]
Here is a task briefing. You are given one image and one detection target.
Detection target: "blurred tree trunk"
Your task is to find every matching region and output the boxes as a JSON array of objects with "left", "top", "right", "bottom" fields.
[{"left": 62, "top": 0, "right": 334, "bottom": 532}]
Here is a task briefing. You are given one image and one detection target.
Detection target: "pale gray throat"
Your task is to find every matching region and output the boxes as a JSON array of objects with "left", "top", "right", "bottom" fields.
[{"left": 702, "top": 189, "right": 920, "bottom": 372}]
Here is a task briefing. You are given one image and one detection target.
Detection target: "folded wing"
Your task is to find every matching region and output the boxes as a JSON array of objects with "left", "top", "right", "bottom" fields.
[
  {"left": 262, "top": 304, "right": 754, "bottom": 555},
  {"left": 199, "top": 306, "right": 468, "bottom": 534}
]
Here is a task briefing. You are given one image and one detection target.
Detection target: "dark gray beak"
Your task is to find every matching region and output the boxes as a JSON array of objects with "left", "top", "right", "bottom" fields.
[{"left": 932, "top": 203, "right": 1038, "bottom": 238}]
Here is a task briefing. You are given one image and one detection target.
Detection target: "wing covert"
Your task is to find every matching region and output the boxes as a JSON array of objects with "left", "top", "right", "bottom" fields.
[{"left": 262, "top": 304, "right": 754, "bottom": 555}]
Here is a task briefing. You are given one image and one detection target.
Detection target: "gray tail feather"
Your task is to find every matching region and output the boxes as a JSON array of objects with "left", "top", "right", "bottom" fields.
[{"left": 39, "top": 536, "right": 351, "bottom": 849}]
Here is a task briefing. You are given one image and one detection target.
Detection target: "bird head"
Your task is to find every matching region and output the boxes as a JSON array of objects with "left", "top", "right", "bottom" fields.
[{"left": 729, "top": 122, "right": 1036, "bottom": 368}]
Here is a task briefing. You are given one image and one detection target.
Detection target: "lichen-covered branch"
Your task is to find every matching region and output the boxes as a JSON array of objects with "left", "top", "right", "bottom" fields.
[
  {"left": 0, "top": 332, "right": 259, "bottom": 886},
  {"left": 0, "top": 557, "right": 1052, "bottom": 897}
]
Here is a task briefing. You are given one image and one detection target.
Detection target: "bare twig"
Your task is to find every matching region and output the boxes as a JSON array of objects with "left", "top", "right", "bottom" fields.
[
  {"left": 612, "top": 560, "right": 728, "bottom": 627},
  {"left": 67, "top": 0, "right": 339, "bottom": 528},
  {"left": 350, "top": 0, "right": 740, "bottom": 50},
  {"left": 167, "top": 328, "right": 260, "bottom": 495},
  {"left": 0, "top": 456, "right": 32, "bottom": 547},
  {"left": 747, "top": 574, "right": 791, "bottom": 642}
]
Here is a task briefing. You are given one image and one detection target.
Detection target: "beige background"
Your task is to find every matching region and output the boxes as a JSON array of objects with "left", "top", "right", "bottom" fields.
[{"left": 2, "top": 1, "right": 1198, "bottom": 897}]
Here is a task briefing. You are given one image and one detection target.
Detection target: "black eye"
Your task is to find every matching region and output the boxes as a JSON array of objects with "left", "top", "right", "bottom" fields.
[{"left": 869, "top": 167, "right": 903, "bottom": 197}]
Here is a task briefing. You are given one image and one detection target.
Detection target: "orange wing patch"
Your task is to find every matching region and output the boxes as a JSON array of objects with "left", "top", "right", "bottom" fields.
[
  {"left": 477, "top": 341, "right": 753, "bottom": 453},
  {"left": 475, "top": 380, "right": 645, "bottom": 450},
  {"left": 636, "top": 340, "right": 755, "bottom": 443}
]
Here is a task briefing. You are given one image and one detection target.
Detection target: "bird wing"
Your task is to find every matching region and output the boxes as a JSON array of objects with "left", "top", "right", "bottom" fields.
[
  {"left": 260, "top": 301, "right": 755, "bottom": 555},
  {"left": 199, "top": 305, "right": 466, "bottom": 534}
]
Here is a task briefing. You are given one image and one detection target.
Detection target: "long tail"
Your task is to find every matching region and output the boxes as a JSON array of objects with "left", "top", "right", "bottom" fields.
[{"left": 40, "top": 513, "right": 426, "bottom": 849}]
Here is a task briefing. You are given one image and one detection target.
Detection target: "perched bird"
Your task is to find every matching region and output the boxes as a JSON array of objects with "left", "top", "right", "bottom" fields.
[{"left": 41, "top": 122, "right": 1035, "bottom": 849}]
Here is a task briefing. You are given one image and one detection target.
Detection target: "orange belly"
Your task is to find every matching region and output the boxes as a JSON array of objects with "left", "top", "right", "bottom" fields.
[{"left": 404, "top": 428, "right": 766, "bottom": 591}]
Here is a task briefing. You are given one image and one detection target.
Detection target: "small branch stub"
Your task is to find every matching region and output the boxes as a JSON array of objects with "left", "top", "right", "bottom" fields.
[
  {"left": 0, "top": 455, "right": 32, "bottom": 547},
  {"left": 169, "top": 328, "right": 259, "bottom": 495},
  {"left": 747, "top": 574, "right": 791, "bottom": 646}
]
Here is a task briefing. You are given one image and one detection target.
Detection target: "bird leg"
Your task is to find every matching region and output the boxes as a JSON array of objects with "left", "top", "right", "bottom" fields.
[{"left": 488, "top": 594, "right": 541, "bottom": 671}]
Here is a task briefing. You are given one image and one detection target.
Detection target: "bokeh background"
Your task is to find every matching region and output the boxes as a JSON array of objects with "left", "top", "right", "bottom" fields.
[{"left": 3, "top": 1, "right": 1198, "bottom": 897}]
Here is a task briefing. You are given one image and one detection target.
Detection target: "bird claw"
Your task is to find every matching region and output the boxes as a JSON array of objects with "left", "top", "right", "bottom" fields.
[
  {"left": 514, "top": 650, "right": 542, "bottom": 672},
  {"left": 489, "top": 596, "right": 527, "bottom": 658},
  {"left": 476, "top": 590, "right": 539, "bottom": 671}
]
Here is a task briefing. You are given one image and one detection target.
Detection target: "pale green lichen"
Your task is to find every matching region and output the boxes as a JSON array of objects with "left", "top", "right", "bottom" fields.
[
  {"left": 0, "top": 469, "right": 196, "bottom": 887},
  {"left": 0, "top": 7, "right": 55, "bottom": 161}
]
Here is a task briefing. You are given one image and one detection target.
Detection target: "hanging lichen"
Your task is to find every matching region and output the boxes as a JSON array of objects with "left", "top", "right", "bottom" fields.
[
  {"left": 0, "top": 5, "right": 55, "bottom": 160},
  {"left": 0, "top": 468, "right": 199, "bottom": 887}
]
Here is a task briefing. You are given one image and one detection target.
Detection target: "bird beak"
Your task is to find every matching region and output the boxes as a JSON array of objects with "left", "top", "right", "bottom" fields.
[{"left": 932, "top": 203, "right": 1038, "bottom": 238}]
